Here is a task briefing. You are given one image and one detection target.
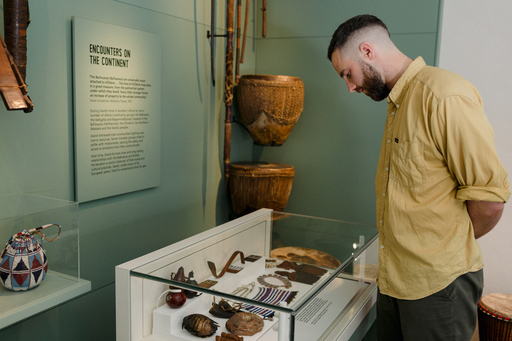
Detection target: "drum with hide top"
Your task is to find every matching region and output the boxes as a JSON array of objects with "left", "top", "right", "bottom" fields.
[{"left": 478, "top": 293, "right": 512, "bottom": 340}]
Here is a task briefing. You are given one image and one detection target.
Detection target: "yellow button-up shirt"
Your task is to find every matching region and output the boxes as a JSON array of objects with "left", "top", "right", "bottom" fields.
[{"left": 376, "top": 57, "right": 510, "bottom": 300}]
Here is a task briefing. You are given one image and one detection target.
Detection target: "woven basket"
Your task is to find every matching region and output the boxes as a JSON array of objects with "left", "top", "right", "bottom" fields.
[
  {"left": 228, "top": 162, "right": 295, "bottom": 215},
  {"left": 237, "top": 75, "right": 304, "bottom": 146},
  {"left": 478, "top": 293, "right": 512, "bottom": 341}
]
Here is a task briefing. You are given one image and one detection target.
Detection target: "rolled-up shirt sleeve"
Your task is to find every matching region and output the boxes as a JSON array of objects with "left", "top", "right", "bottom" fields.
[{"left": 432, "top": 95, "right": 510, "bottom": 203}]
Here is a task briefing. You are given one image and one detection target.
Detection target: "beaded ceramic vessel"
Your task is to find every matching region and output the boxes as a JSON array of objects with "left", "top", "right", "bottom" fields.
[{"left": 0, "top": 224, "right": 60, "bottom": 291}]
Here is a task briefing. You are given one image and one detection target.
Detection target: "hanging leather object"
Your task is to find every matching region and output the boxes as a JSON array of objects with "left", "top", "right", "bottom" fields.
[
  {"left": 209, "top": 298, "right": 240, "bottom": 318},
  {"left": 0, "top": 0, "right": 33, "bottom": 112},
  {"left": 4, "top": 0, "right": 30, "bottom": 81},
  {"left": 0, "top": 33, "right": 33, "bottom": 112}
]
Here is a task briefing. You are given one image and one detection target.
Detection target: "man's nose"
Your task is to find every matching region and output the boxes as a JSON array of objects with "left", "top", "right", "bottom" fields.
[{"left": 346, "top": 79, "right": 357, "bottom": 93}]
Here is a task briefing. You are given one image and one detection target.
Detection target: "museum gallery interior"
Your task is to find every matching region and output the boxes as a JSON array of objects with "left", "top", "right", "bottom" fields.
[{"left": 0, "top": 1, "right": 511, "bottom": 341}]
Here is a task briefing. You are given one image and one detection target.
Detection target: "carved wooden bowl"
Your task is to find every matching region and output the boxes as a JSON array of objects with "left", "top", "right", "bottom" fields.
[{"left": 237, "top": 75, "right": 304, "bottom": 146}]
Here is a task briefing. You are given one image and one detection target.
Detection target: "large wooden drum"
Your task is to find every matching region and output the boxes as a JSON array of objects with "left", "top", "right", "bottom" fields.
[
  {"left": 228, "top": 162, "right": 294, "bottom": 216},
  {"left": 478, "top": 293, "right": 512, "bottom": 340},
  {"left": 237, "top": 75, "right": 304, "bottom": 146}
]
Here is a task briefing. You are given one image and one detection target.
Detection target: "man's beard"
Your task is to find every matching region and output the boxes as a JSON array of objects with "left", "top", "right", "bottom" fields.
[{"left": 360, "top": 61, "right": 390, "bottom": 101}]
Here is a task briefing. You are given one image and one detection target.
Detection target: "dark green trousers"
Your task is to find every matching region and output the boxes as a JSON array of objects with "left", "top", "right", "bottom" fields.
[{"left": 377, "top": 269, "right": 483, "bottom": 341}]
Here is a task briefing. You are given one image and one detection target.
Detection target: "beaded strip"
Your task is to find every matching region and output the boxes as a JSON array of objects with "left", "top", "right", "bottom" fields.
[
  {"left": 257, "top": 274, "right": 291, "bottom": 289},
  {"left": 242, "top": 287, "right": 297, "bottom": 317},
  {"left": 228, "top": 265, "right": 243, "bottom": 273}
]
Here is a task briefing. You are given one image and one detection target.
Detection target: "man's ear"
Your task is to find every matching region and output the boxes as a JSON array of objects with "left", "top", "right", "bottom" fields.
[{"left": 359, "top": 43, "right": 374, "bottom": 61}]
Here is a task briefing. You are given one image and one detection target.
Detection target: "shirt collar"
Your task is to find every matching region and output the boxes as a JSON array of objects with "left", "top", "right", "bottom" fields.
[{"left": 387, "top": 56, "right": 426, "bottom": 106}]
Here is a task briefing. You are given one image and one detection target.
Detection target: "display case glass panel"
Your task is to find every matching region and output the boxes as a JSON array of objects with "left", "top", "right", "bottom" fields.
[
  {"left": 117, "top": 209, "right": 378, "bottom": 341},
  {"left": 0, "top": 194, "right": 91, "bottom": 329}
]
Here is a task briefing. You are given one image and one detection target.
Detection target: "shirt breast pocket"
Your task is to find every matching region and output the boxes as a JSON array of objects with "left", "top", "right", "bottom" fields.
[{"left": 389, "top": 141, "right": 426, "bottom": 187}]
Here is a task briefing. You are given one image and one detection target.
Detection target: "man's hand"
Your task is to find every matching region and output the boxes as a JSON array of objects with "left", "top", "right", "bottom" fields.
[{"left": 466, "top": 200, "right": 505, "bottom": 239}]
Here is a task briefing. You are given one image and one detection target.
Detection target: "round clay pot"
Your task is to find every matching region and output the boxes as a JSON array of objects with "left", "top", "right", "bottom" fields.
[{"left": 237, "top": 74, "right": 304, "bottom": 146}]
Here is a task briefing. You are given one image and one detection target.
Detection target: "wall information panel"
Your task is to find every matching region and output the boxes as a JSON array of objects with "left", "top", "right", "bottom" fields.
[{"left": 72, "top": 17, "right": 161, "bottom": 202}]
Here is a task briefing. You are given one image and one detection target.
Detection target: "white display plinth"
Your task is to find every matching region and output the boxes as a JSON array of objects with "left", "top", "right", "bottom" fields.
[{"left": 0, "top": 271, "right": 91, "bottom": 329}]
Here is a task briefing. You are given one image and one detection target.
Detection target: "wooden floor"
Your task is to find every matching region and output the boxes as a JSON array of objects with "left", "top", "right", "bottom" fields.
[
  {"left": 361, "top": 322, "right": 479, "bottom": 340},
  {"left": 471, "top": 324, "right": 479, "bottom": 341}
]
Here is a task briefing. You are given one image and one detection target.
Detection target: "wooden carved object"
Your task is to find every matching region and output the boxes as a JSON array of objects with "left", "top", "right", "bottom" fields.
[
  {"left": 0, "top": 33, "right": 33, "bottom": 112},
  {"left": 0, "top": 0, "right": 33, "bottom": 112},
  {"left": 223, "top": 0, "right": 235, "bottom": 185},
  {"left": 182, "top": 314, "right": 219, "bottom": 338},
  {"left": 217, "top": 332, "right": 244, "bottom": 341}
]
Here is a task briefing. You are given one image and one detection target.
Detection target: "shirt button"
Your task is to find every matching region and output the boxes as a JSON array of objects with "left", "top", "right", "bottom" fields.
[
  {"left": 385, "top": 167, "right": 389, "bottom": 171},
  {"left": 396, "top": 104, "right": 400, "bottom": 109},
  {"left": 381, "top": 245, "right": 384, "bottom": 249},
  {"left": 387, "top": 139, "right": 390, "bottom": 143},
  {"left": 382, "top": 193, "right": 386, "bottom": 196},
  {"left": 392, "top": 111, "right": 395, "bottom": 116},
  {"left": 379, "top": 220, "right": 383, "bottom": 224}
]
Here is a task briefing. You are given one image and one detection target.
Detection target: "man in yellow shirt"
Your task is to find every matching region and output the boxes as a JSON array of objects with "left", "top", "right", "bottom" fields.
[{"left": 327, "top": 15, "right": 510, "bottom": 341}]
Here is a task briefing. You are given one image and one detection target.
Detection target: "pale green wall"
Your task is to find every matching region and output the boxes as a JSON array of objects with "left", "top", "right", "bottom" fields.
[
  {"left": 0, "top": 0, "right": 255, "bottom": 339},
  {"left": 252, "top": 0, "right": 441, "bottom": 224},
  {"left": 0, "top": 0, "right": 441, "bottom": 339}
]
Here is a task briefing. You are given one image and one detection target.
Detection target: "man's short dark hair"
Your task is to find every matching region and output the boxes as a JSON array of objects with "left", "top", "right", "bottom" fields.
[{"left": 327, "top": 14, "right": 389, "bottom": 61}]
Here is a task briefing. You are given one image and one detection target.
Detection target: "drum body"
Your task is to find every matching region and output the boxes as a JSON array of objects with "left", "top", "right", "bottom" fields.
[
  {"left": 228, "top": 162, "right": 294, "bottom": 215},
  {"left": 478, "top": 293, "right": 512, "bottom": 341},
  {"left": 237, "top": 75, "right": 304, "bottom": 146}
]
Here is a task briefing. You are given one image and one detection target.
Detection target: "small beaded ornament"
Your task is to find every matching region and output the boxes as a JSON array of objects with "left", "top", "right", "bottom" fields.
[{"left": 257, "top": 274, "right": 291, "bottom": 289}]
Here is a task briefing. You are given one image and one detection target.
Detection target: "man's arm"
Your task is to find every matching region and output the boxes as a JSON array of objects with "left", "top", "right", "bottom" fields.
[{"left": 467, "top": 200, "right": 505, "bottom": 239}]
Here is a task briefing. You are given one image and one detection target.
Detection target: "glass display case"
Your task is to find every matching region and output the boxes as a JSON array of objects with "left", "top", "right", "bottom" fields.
[
  {"left": 0, "top": 194, "right": 91, "bottom": 329},
  {"left": 116, "top": 209, "right": 379, "bottom": 341}
]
